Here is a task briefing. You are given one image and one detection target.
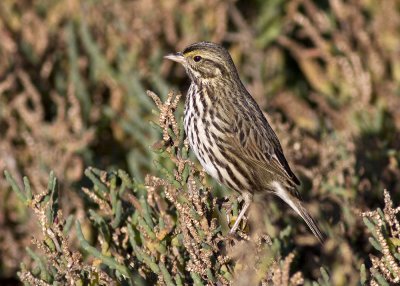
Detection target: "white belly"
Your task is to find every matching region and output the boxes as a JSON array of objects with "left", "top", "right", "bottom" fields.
[
  {"left": 191, "top": 133, "right": 220, "bottom": 180},
  {"left": 184, "top": 86, "right": 220, "bottom": 181}
]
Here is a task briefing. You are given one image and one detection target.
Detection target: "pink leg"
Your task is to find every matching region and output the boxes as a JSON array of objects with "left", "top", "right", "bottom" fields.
[{"left": 229, "top": 193, "right": 252, "bottom": 234}]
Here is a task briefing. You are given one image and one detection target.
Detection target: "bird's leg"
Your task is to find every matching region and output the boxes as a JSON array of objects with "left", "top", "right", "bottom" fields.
[{"left": 229, "top": 193, "right": 252, "bottom": 234}]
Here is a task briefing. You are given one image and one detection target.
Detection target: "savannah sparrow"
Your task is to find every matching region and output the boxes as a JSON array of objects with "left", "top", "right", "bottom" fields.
[{"left": 165, "top": 42, "right": 324, "bottom": 242}]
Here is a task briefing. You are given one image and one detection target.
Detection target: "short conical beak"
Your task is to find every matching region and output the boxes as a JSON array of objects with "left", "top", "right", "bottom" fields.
[{"left": 164, "top": 52, "right": 185, "bottom": 64}]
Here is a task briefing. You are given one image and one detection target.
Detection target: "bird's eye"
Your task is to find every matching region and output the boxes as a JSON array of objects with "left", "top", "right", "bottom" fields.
[{"left": 193, "top": 55, "right": 202, "bottom": 62}]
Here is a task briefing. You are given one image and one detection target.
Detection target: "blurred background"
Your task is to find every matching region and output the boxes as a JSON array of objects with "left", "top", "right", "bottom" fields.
[{"left": 0, "top": 0, "right": 400, "bottom": 284}]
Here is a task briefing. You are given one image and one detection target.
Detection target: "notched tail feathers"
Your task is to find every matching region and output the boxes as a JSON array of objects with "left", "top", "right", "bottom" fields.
[{"left": 271, "top": 181, "right": 325, "bottom": 243}]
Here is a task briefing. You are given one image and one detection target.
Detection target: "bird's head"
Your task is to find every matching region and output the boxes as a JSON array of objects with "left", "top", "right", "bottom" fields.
[{"left": 164, "top": 42, "right": 239, "bottom": 83}]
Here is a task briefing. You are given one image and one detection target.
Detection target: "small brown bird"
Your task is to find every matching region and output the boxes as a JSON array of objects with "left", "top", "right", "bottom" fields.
[{"left": 165, "top": 42, "right": 324, "bottom": 242}]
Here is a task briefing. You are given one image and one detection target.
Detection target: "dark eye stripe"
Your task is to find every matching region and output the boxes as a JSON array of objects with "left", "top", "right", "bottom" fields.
[{"left": 203, "top": 59, "right": 228, "bottom": 76}]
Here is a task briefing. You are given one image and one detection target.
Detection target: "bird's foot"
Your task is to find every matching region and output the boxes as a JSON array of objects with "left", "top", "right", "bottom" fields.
[{"left": 229, "top": 193, "right": 252, "bottom": 234}]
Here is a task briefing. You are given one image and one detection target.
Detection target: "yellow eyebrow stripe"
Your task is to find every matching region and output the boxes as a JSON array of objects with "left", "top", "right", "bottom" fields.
[{"left": 183, "top": 51, "right": 198, "bottom": 57}]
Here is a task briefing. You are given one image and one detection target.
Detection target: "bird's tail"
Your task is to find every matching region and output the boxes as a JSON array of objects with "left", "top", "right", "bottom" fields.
[{"left": 271, "top": 181, "right": 325, "bottom": 243}]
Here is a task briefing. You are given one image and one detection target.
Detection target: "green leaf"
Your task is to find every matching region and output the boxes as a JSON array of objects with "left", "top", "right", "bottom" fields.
[{"left": 4, "top": 170, "right": 26, "bottom": 202}]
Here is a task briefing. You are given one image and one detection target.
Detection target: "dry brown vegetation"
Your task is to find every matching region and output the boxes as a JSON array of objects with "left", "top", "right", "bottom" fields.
[{"left": 1, "top": 0, "right": 400, "bottom": 285}]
